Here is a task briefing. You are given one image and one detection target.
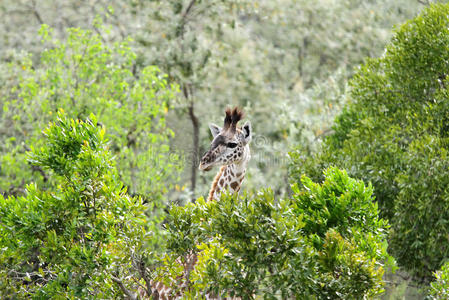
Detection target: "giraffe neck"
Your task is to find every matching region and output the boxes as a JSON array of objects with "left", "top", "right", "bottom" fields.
[{"left": 207, "top": 145, "right": 250, "bottom": 202}]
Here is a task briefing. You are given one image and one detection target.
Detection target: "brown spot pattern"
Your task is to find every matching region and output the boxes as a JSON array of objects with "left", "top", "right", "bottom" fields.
[{"left": 230, "top": 181, "right": 239, "bottom": 190}]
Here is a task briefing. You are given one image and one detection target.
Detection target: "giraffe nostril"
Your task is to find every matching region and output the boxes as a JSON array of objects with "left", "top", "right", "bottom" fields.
[{"left": 201, "top": 150, "right": 214, "bottom": 161}]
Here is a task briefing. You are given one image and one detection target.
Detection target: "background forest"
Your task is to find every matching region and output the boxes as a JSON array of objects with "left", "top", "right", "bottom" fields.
[{"left": 1, "top": 0, "right": 449, "bottom": 299}]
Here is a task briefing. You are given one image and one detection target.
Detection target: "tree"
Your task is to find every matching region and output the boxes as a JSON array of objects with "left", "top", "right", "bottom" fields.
[
  {"left": 0, "top": 113, "right": 161, "bottom": 298},
  {"left": 155, "top": 167, "right": 392, "bottom": 298},
  {"left": 0, "top": 0, "right": 425, "bottom": 200},
  {"left": 290, "top": 3, "right": 449, "bottom": 281},
  {"left": 134, "top": 0, "right": 241, "bottom": 196},
  {"left": 0, "top": 25, "right": 182, "bottom": 203}
]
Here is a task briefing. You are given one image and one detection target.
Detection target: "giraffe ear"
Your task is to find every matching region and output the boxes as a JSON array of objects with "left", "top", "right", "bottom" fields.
[
  {"left": 209, "top": 123, "right": 222, "bottom": 138},
  {"left": 242, "top": 121, "right": 252, "bottom": 144}
]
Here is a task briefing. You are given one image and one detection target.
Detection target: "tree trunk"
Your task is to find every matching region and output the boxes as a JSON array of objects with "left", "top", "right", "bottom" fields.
[{"left": 184, "top": 85, "right": 199, "bottom": 200}]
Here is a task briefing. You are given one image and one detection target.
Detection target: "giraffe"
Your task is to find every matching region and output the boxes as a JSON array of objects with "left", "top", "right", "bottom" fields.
[
  {"left": 150, "top": 107, "right": 252, "bottom": 299},
  {"left": 199, "top": 106, "right": 252, "bottom": 202}
]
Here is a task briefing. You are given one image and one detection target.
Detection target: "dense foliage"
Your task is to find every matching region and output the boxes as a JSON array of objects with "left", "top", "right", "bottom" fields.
[
  {"left": 290, "top": 3, "right": 449, "bottom": 281},
  {"left": 0, "top": 0, "right": 424, "bottom": 198},
  {"left": 0, "top": 25, "right": 181, "bottom": 201},
  {"left": 0, "top": 114, "right": 394, "bottom": 299},
  {"left": 157, "top": 167, "right": 392, "bottom": 299},
  {"left": 0, "top": 114, "right": 160, "bottom": 298},
  {"left": 1, "top": 0, "right": 448, "bottom": 298}
]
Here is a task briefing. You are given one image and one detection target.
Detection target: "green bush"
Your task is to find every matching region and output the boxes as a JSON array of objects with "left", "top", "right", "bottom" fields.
[
  {"left": 290, "top": 3, "right": 449, "bottom": 280},
  {"left": 157, "top": 167, "right": 392, "bottom": 299},
  {"left": 0, "top": 25, "right": 181, "bottom": 202},
  {"left": 294, "top": 167, "right": 393, "bottom": 266},
  {"left": 429, "top": 261, "right": 449, "bottom": 299},
  {"left": 0, "top": 113, "right": 161, "bottom": 298}
]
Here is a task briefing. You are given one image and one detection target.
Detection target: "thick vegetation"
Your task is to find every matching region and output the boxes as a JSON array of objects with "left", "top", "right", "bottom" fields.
[
  {"left": 290, "top": 3, "right": 449, "bottom": 281},
  {"left": 0, "top": 113, "right": 160, "bottom": 298},
  {"left": 0, "top": 114, "right": 392, "bottom": 299},
  {"left": 2, "top": 0, "right": 449, "bottom": 298},
  {"left": 157, "top": 167, "right": 392, "bottom": 298}
]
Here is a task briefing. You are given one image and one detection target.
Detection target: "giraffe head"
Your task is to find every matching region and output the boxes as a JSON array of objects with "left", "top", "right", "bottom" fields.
[{"left": 199, "top": 107, "right": 252, "bottom": 171}]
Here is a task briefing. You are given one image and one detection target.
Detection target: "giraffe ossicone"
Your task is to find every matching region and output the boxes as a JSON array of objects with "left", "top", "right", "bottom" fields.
[{"left": 199, "top": 107, "right": 252, "bottom": 201}]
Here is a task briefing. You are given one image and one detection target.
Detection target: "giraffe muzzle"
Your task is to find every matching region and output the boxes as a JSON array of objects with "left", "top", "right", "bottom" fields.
[{"left": 198, "top": 163, "right": 213, "bottom": 171}]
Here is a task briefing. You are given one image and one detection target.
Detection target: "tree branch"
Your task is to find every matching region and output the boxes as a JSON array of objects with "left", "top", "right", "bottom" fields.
[
  {"left": 417, "top": 0, "right": 431, "bottom": 5},
  {"left": 178, "top": 0, "right": 197, "bottom": 38},
  {"left": 30, "top": 0, "right": 44, "bottom": 24},
  {"left": 111, "top": 276, "right": 138, "bottom": 300},
  {"left": 135, "top": 254, "right": 154, "bottom": 298},
  {"left": 182, "top": 0, "right": 197, "bottom": 20}
]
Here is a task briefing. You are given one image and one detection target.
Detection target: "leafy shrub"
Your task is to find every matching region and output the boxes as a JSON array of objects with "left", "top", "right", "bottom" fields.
[
  {"left": 290, "top": 3, "right": 449, "bottom": 280},
  {"left": 292, "top": 168, "right": 392, "bottom": 299},
  {"left": 0, "top": 113, "right": 160, "bottom": 298},
  {"left": 291, "top": 168, "right": 389, "bottom": 252},
  {"left": 429, "top": 261, "right": 449, "bottom": 299},
  {"left": 157, "top": 167, "right": 392, "bottom": 299}
]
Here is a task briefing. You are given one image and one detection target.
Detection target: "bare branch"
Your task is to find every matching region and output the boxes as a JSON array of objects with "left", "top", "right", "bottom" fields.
[
  {"left": 417, "top": 0, "right": 431, "bottom": 5},
  {"left": 178, "top": 0, "right": 197, "bottom": 38},
  {"left": 30, "top": 0, "right": 44, "bottom": 24},
  {"left": 182, "top": 0, "right": 197, "bottom": 20}
]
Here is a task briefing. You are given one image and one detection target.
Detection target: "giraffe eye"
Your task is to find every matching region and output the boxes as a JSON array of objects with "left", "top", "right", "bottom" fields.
[{"left": 227, "top": 142, "right": 238, "bottom": 148}]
